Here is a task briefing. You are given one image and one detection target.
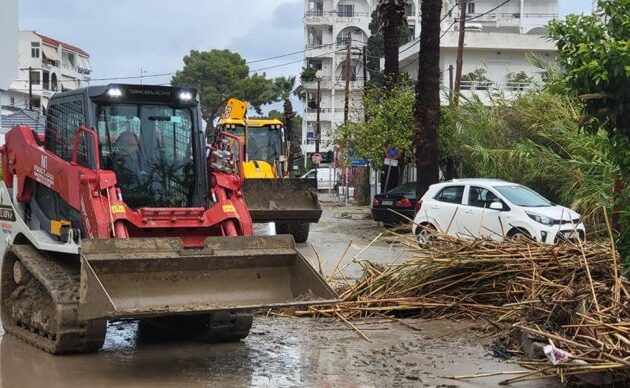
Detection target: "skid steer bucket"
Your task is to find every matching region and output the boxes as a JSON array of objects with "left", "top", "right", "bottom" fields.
[
  {"left": 243, "top": 178, "right": 322, "bottom": 223},
  {"left": 78, "top": 235, "right": 337, "bottom": 321}
]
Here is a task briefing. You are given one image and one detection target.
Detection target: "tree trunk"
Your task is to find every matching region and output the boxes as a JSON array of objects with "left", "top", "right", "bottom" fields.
[
  {"left": 414, "top": 0, "right": 442, "bottom": 197},
  {"left": 381, "top": 0, "right": 405, "bottom": 89},
  {"left": 283, "top": 98, "right": 293, "bottom": 140}
]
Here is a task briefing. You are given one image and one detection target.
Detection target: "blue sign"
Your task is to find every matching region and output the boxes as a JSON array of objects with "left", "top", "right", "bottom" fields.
[
  {"left": 351, "top": 159, "right": 369, "bottom": 167},
  {"left": 386, "top": 147, "right": 399, "bottom": 159}
]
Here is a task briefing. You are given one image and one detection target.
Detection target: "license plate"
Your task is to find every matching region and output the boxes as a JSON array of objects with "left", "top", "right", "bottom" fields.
[{"left": 382, "top": 200, "right": 394, "bottom": 206}]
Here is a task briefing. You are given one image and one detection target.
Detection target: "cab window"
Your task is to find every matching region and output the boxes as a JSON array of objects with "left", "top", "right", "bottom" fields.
[{"left": 434, "top": 186, "right": 464, "bottom": 204}]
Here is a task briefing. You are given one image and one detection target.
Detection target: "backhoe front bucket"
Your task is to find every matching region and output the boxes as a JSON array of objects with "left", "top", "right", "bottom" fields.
[
  {"left": 78, "top": 235, "right": 337, "bottom": 321},
  {"left": 243, "top": 178, "right": 322, "bottom": 223}
]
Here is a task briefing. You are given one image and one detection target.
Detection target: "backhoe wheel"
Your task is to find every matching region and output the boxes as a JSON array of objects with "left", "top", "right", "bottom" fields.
[{"left": 276, "top": 222, "right": 310, "bottom": 243}]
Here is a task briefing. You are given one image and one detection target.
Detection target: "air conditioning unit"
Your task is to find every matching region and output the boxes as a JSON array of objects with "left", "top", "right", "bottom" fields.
[{"left": 464, "top": 23, "right": 483, "bottom": 31}]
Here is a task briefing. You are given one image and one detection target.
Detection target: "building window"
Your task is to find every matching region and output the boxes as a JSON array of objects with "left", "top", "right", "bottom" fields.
[
  {"left": 337, "top": 30, "right": 352, "bottom": 46},
  {"left": 308, "top": 1, "right": 323, "bottom": 15},
  {"left": 31, "top": 42, "right": 40, "bottom": 58},
  {"left": 405, "top": 2, "right": 413, "bottom": 16},
  {"left": 308, "top": 59, "right": 323, "bottom": 71},
  {"left": 10, "top": 97, "right": 15, "bottom": 106},
  {"left": 337, "top": 4, "right": 354, "bottom": 17},
  {"left": 467, "top": 2, "right": 475, "bottom": 14},
  {"left": 30, "top": 70, "right": 41, "bottom": 85}
]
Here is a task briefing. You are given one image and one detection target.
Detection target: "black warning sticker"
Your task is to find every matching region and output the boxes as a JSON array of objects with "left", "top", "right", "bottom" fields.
[{"left": 0, "top": 205, "right": 16, "bottom": 222}]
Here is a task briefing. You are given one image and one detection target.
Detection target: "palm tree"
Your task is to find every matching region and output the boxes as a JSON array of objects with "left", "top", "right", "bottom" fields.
[
  {"left": 414, "top": 0, "right": 442, "bottom": 196},
  {"left": 273, "top": 76, "right": 304, "bottom": 162},
  {"left": 377, "top": 0, "right": 407, "bottom": 88}
]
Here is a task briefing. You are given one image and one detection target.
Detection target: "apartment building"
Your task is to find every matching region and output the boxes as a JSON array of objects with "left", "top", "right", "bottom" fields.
[
  {"left": 301, "top": 0, "right": 421, "bottom": 155},
  {"left": 6, "top": 31, "right": 92, "bottom": 114},
  {"left": 301, "top": 0, "right": 559, "bottom": 157},
  {"left": 0, "top": 0, "right": 19, "bottom": 118},
  {"left": 401, "top": 0, "right": 558, "bottom": 104}
]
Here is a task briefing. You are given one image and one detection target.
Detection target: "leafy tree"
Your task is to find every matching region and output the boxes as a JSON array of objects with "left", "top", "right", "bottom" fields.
[
  {"left": 171, "top": 49, "right": 276, "bottom": 123},
  {"left": 335, "top": 83, "right": 415, "bottom": 172},
  {"left": 300, "top": 67, "right": 317, "bottom": 83},
  {"left": 272, "top": 76, "right": 304, "bottom": 159},
  {"left": 548, "top": 0, "right": 630, "bottom": 264},
  {"left": 413, "top": 0, "right": 442, "bottom": 196}
]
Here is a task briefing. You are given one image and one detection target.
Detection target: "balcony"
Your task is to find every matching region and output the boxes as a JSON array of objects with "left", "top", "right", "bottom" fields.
[
  {"left": 302, "top": 77, "right": 364, "bottom": 91},
  {"left": 441, "top": 80, "right": 536, "bottom": 105},
  {"left": 304, "top": 108, "right": 333, "bottom": 122},
  {"left": 453, "top": 12, "right": 557, "bottom": 31},
  {"left": 305, "top": 43, "right": 336, "bottom": 58},
  {"left": 304, "top": 10, "right": 371, "bottom": 27}
]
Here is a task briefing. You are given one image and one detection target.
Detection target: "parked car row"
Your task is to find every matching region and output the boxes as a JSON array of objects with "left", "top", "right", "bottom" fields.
[{"left": 372, "top": 178, "right": 585, "bottom": 245}]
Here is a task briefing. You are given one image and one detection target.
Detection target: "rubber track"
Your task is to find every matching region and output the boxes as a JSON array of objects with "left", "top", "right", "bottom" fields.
[{"left": 1, "top": 245, "right": 106, "bottom": 354}]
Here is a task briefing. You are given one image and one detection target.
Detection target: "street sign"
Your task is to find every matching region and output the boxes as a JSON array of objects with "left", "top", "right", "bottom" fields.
[
  {"left": 384, "top": 158, "right": 399, "bottom": 167},
  {"left": 311, "top": 153, "right": 322, "bottom": 164},
  {"left": 385, "top": 147, "right": 400, "bottom": 160}
]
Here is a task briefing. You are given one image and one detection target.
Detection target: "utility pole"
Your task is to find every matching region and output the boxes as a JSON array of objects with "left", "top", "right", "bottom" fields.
[
  {"left": 315, "top": 77, "right": 321, "bottom": 154},
  {"left": 362, "top": 45, "right": 368, "bottom": 122},
  {"left": 448, "top": 64, "right": 454, "bottom": 103},
  {"left": 453, "top": 0, "right": 467, "bottom": 106},
  {"left": 28, "top": 66, "right": 33, "bottom": 111},
  {"left": 343, "top": 39, "right": 351, "bottom": 123}
]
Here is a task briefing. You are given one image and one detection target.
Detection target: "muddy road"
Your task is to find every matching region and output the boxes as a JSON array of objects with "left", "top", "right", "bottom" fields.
[{"left": 0, "top": 197, "right": 557, "bottom": 387}]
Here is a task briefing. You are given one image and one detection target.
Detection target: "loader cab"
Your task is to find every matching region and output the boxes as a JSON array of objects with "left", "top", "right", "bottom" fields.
[
  {"left": 217, "top": 118, "right": 285, "bottom": 176},
  {"left": 43, "top": 84, "right": 208, "bottom": 210}
]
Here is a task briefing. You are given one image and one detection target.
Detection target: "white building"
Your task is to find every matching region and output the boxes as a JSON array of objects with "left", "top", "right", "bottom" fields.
[
  {"left": 0, "top": 0, "right": 19, "bottom": 118},
  {"left": 400, "top": 0, "right": 558, "bottom": 104},
  {"left": 6, "top": 31, "right": 92, "bottom": 114},
  {"left": 301, "top": 0, "right": 422, "bottom": 155},
  {"left": 301, "top": 0, "right": 559, "bottom": 155}
]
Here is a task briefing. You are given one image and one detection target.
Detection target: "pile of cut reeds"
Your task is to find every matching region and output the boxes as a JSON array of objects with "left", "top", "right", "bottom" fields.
[{"left": 294, "top": 234, "right": 629, "bottom": 382}]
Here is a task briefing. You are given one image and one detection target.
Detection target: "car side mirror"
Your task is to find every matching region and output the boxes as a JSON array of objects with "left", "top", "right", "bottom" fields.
[{"left": 489, "top": 201, "right": 504, "bottom": 210}]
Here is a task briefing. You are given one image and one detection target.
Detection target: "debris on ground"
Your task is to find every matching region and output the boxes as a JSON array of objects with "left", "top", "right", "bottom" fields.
[{"left": 290, "top": 233, "right": 630, "bottom": 384}]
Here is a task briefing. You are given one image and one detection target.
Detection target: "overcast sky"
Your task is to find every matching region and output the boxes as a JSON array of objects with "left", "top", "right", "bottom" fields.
[{"left": 19, "top": 0, "right": 592, "bottom": 109}]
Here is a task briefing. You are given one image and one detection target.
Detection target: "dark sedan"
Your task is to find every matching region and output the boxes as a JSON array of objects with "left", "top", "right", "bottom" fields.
[{"left": 371, "top": 182, "right": 420, "bottom": 227}]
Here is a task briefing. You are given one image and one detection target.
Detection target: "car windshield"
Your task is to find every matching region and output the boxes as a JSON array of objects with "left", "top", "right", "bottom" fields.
[
  {"left": 388, "top": 182, "right": 416, "bottom": 195},
  {"left": 494, "top": 185, "right": 552, "bottom": 207},
  {"left": 96, "top": 103, "right": 195, "bottom": 208}
]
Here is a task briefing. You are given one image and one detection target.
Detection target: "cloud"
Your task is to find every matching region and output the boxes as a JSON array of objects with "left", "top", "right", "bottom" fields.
[{"left": 19, "top": 0, "right": 303, "bottom": 85}]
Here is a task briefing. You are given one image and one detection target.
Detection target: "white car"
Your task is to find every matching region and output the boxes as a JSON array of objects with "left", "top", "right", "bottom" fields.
[{"left": 412, "top": 179, "right": 585, "bottom": 245}]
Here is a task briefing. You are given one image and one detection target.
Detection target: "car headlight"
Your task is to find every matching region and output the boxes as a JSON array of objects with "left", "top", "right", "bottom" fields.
[{"left": 526, "top": 212, "right": 554, "bottom": 226}]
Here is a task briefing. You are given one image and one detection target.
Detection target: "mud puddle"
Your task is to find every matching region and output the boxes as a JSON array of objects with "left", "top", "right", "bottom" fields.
[{"left": 0, "top": 317, "right": 559, "bottom": 387}]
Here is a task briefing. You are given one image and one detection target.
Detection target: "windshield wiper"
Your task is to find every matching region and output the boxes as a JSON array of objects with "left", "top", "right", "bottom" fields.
[{"left": 148, "top": 115, "right": 171, "bottom": 121}]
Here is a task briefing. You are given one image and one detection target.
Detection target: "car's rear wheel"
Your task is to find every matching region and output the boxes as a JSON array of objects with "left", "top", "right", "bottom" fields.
[{"left": 416, "top": 224, "right": 436, "bottom": 247}]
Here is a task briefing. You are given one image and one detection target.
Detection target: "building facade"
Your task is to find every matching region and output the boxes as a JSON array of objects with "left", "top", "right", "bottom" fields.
[
  {"left": 301, "top": 0, "right": 558, "bottom": 156},
  {"left": 401, "top": 0, "right": 558, "bottom": 104},
  {"left": 0, "top": 0, "right": 19, "bottom": 118},
  {"left": 6, "top": 31, "right": 92, "bottom": 114},
  {"left": 301, "top": 0, "right": 421, "bottom": 155}
]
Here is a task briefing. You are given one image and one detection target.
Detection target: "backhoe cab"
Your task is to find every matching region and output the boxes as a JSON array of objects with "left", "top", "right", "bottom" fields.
[{"left": 216, "top": 98, "right": 322, "bottom": 243}]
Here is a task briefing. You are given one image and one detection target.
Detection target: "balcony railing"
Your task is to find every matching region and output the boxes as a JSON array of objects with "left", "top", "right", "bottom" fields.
[
  {"left": 453, "top": 12, "right": 557, "bottom": 26},
  {"left": 305, "top": 10, "right": 371, "bottom": 21},
  {"left": 457, "top": 80, "right": 535, "bottom": 92}
]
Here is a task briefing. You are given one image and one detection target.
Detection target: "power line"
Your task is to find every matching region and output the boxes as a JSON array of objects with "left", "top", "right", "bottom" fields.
[{"left": 12, "top": 43, "right": 338, "bottom": 83}]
